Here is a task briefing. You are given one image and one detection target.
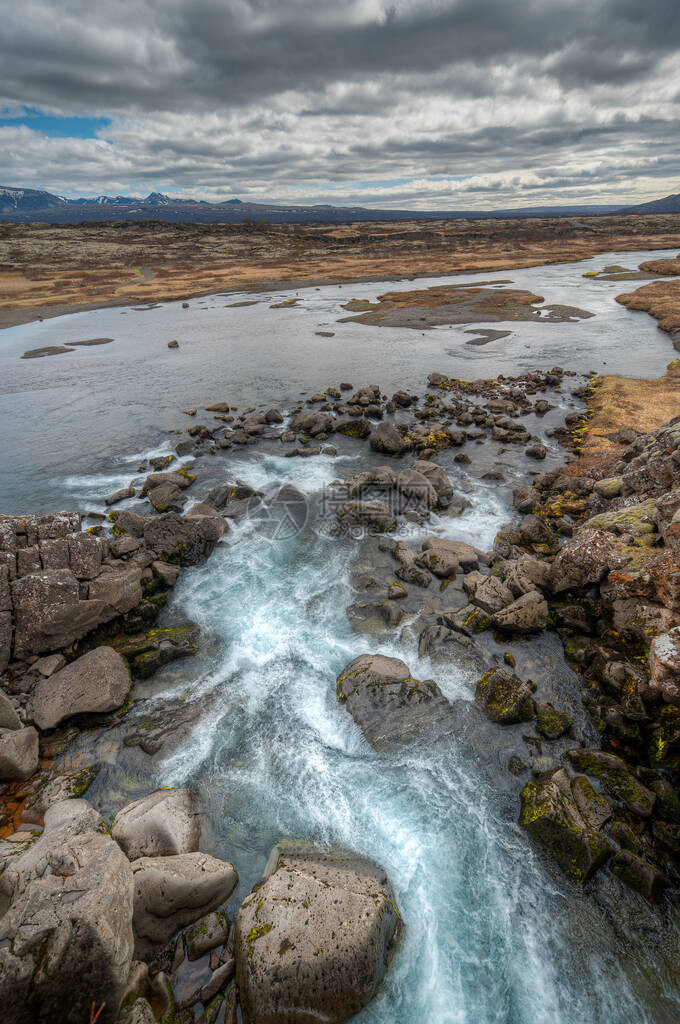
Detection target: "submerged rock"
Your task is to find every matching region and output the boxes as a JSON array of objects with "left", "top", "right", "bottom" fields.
[
  {"left": 336, "top": 653, "right": 454, "bottom": 752},
  {"left": 235, "top": 840, "right": 401, "bottom": 1024}
]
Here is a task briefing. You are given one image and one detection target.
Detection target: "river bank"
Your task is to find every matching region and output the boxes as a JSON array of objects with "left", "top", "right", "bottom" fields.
[{"left": 2, "top": 212, "right": 680, "bottom": 330}]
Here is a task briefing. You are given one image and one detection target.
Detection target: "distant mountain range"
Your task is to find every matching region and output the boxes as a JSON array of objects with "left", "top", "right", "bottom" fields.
[{"left": 0, "top": 184, "right": 677, "bottom": 225}]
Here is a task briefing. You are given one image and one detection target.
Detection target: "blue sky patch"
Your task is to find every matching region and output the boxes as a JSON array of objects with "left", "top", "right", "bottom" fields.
[{"left": 0, "top": 107, "right": 110, "bottom": 139}]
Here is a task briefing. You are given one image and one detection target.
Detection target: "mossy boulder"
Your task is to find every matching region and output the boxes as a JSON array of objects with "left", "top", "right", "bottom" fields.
[
  {"left": 610, "top": 849, "right": 666, "bottom": 903},
  {"left": 235, "top": 840, "right": 401, "bottom": 1024},
  {"left": 112, "top": 623, "right": 200, "bottom": 679},
  {"left": 475, "top": 667, "right": 535, "bottom": 725},
  {"left": 535, "top": 701, "right": 573, "bottom": 739},
  {"left": 336, "top": 653, "right": 455, "bottom": 752},
  {"left": 649, "top": 705, "right": 680, "bottom": 771},
  {"left": 570, "top": 775, "right": 612, "bottom": 828},
  {"left": 566, "top": 749, "right": 656, "bottom": 817},
  {"left": 519, "top": 768, "right": 613, "bottom": 883}
]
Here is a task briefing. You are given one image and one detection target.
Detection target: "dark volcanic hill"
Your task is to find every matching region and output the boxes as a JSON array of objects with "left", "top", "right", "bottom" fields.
[
  {"left": 0, "top": 183, "right": 626, "bottom": 225},
  {"left": 621, "top": 192, "right": 680, "bottom": 215}
]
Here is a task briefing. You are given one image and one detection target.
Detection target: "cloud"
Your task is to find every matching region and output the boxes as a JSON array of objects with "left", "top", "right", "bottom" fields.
[{"left": 0, "top": 0, "right": 678, "bottom": 208}]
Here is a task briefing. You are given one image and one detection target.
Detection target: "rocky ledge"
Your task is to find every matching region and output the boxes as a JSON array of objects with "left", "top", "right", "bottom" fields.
[{"left": 0, "top": 786, "right": 400, "bottom": 1024}]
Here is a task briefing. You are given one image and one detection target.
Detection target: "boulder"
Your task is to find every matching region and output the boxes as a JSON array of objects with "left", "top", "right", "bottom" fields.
[
  {"left": 290, "top": 412, "right": 334, "bottom": 436},
  {"left": 475, "top": 667, "right": 535, "bottom": 724},
  {"left": 0, "top": 800, "right": 134, "bottom": 1024},
  {"left": 550, "top": 528, "right": 628, "bottom": 593},
  {"left": 11, "top": 568, "right": 108, "bottom": 657},
  {"left": 566, "top": 749, "right": 656, "bottom": 817},
  {"left": 0, "top": 687, "right": 21, "bottom": 730},
  {"left": 570, "top": 775, "right": 612, "bottom": 829},
  {"left": 467, "top": 574, "right": 514, "bottom": 613},
  {"left": 594, "top": 476, "right": 623, "bottom": 499},
  {"left": 369, "top": 421, "right": 411, "bottom": 455},
  {"left": 422, "top": 537, "right": 485, "bottom": 571},
  {"left": 535, "top": 702, "right": 572, "bottom": 739},
  {"left": 334, "top": 417, "right": 372, "bottom": 439},
  {"left": 336, "top": 500, "right": 396, "bottom": 532},
  {"left": 32, "top": 646, "right": 131, "bottom": 731},
  {"left": 131, "top": 852, "right": 238, "bottom": 958},
  {"left": 492, "top": 591, "right": 548, "bottom": 634},
  {"left": 411, "top": 460, "right": 454, "bottom": 506},
  {"left": 147, "top": 482, "right": 186, "bottom": 513},
  {"left": 0, "top": 726, "right": 39, "bottom": 780},
  {"left": 650, "top": 627, "right": 680, "bottom": 705},
  {"left": 519, "top": 769, "right": 612, "bottom": 883},
  {"left": 67, "top": 532, "right": 105, "bottom": 579},
  {"left": 185, "top": 502, "right": 229, "bottom": 538},
  {"left": 337, "top": 653, "right": 454, "bottom": 752},
  {"left": 112, "top": 788, "right": 201, "bottom": 860},
  {"left": 111, "top": 623, "right": 201, "bottom": 679},
  {"left": 186, "top": 910, "right": 231, "bottom": 961},
  {"left": 143, "top": 513, "right": 218, "bottom": 565},
  {"left": 611, "top": 850, "right": 666, "bottom": 903},
  {"left": 395, "top": 468, "right": 437, "bottom": 507},
  {"left": 235, "top": 840, "right": 400, "bottom": 1024},
  {"left": 418, "top": 546, "right": 460, "bottom": 578},
  {"left": 88, "top": 565, "right": 144, "bottom": 616}
]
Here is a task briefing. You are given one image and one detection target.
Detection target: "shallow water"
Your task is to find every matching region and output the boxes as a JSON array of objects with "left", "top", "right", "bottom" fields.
[
  {"left": 0, "top": 247, "right": 676, "bottom": 512},
  {"left": 3, "top": 249, "right": 680, "bottom": 1022}
]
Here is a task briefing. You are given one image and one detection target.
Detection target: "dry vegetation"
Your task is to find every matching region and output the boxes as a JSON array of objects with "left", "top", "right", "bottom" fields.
[{"left": 1, "top": 212, "right": 679, "bottom": 328}]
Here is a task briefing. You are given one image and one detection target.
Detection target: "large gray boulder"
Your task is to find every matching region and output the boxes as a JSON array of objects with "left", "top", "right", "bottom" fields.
[
  {"left": 337, "top": 653, "right": 455, "bottom": 752},
  {"left": 235, "top": 840, "right": 401, "bottom": 1024},
  {"left": 112, "top": 788, "right": 201, "bottom": 860},
  {"left": 492, "top": 591, "right": 548, "bottom": 633},
  {"left": 131, "top": 852, "right": 238, "bottom": 958},
  {"left": 87, "top": 565, "right": 143, "bottom": 616},
  {"left": 336, "top": 500, "right": 396, "bottom": 533},
  {"left": 650, "top": 627, "right": 680, "bottom": 705},
  {"left": 143, "top": 512, "right": 219, "bottom": 565},
  {"left": 550, "top": 528, "right": 627, "bottom": 593},
  {"left": 0, "top": 687, "right": 21, "bottom": 730},
  {"left": 0, "top": 726, "right": 39, "bottom": 780},
  {"left": 369, "top": 421, "right": 411, "bottom": 455},
  {"left": 411, "top": 460, "right": 454, "bottom": 507},
  {"left": 0, "top": 800, "right": 134, "bottom": 1024},
  {"left": 11, "top": 568, "right": 108, "bottom": 657},
  {"left": 32, "top": 646, "right": 131, "bottom": 731}
]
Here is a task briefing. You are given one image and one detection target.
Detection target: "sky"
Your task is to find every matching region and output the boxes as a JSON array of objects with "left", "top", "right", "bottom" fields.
[{"left": 0, "top": 0, "right": 679, "bottom": 210}]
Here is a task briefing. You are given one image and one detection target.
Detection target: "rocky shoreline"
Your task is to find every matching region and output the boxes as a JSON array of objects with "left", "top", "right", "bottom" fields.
[{"left": 2, "top": 355, "right": 680, "bottom": 1021}]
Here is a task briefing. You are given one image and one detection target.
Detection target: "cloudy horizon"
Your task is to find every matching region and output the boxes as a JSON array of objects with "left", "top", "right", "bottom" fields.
[{"left": 1, "top": 0, "right": 679, "bottom": 210}]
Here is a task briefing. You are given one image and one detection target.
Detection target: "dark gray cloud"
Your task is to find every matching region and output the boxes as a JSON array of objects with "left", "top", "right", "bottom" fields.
[{"left": 0, "top": 0, "right": 678, "bottom": 207}]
